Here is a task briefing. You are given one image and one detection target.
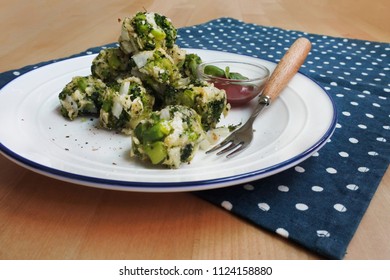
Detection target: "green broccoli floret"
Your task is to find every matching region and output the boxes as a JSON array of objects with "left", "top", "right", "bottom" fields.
[
  {"left": 179, "top": 53, "right": 203, "bottom": 82},
  {"left": 99, "top": 77, "right": 155, "bottom": 133},
  {"left": 59, "top": 76, "right": 107, "bottom": 120},
  {"left": 153, "top": 13, "right": 177, "bottom": 49},
  {"left": 118, "top": 12, "right": 177, "bottom": 55},
  {"left": 131, "top": 105, "right": 205, "bottom": 168},
  {"left": 163, "top": 81, "right": 229, "bottom": 131},
  {"left": 161, "top": 85, "right": 180, "bottom": 106},
  {"left": 91, "top": 48, "right": 132, "bottom": 83}
]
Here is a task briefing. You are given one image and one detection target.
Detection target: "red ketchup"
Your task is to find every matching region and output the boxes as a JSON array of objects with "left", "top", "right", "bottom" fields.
[{"left": 213, "top": 80, "right": 257, "bottom": 106}]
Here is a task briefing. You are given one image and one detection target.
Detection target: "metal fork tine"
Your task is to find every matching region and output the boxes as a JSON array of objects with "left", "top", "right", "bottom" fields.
[
  {"left": 206, "top": 139, "right": 232, "bottom": 154},
  {"left": 226, "top": 143, "right": 248, "bottom": 158},
  {"left": 216, "top": 141, "right": 240, "bottom": 155}
]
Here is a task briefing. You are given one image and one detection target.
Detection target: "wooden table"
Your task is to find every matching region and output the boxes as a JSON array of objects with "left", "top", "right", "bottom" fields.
[{"left": 0, "top": 0, "right": 389, "bottom": 259}]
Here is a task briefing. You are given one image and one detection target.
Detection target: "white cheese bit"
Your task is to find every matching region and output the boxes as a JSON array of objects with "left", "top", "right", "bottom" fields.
[
  {"left": 145, "top": 13, "right": 159, "bottom": 31},
  {"left": 112, "top": 97, "right": 123, "bottom": 119},
  {"left": 132, "top": 136, "right": 140, "bottom": 145},
  {"left": 121, "top": 25, "right": 130, "bottom": 41},
  {"left": 62, "top": 94, "right": 79, "bottom": 118},
  {"left": 151, "top": 66, "right": 164, "bottom": 79},
  {"left": 164, "top": 112, "right": 185, "bottom": 146},
  {"left": 130, "top": 97, "right": 143, "bottom": 117},
  {"left": 119, "top": 81, "right": 130, "bottom": 95},
  {"left": 160, "top": 107, "right": 170, "bottom": 120},
  {"left": 165, "top": 147, "right": 181, "bottom": 168},
  {"left": 71, "top": 89, "right": 84, "bottom": 101},
  {"left": 199, "top": 127, "right": 230, "bottom": 150},
  {"left": 176, "top": 77, "right": 191, "bottom": 88},
  {"left": 132, "top": 51, "right": 154, "bottom": 68},
  {"left": 100, "top": 110, "right": 109, "bottom": 125}
]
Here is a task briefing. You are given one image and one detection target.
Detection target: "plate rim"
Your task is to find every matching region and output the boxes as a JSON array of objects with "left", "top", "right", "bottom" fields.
[{"left": 0, "top": 49, "right": 338, "bottom": 192}]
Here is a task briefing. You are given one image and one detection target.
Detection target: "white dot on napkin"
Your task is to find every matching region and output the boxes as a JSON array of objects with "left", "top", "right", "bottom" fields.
[
  {"left": 295, "top": 203, "right": 309, "bottom": 211},
  {"left": 346, "top": 184, "right": 359, "bottom": 191},
  {"left": 326, "top": 167, "right": 337, "bottom": 174},
  {"left": 277, "top": 185, "right": 289, "bottom": 192},
  {"left": 358, "top": 124, "right": 367, "bottom": 129},
  {"left": 294, "top": 166, "right": 305, "bottom": 173},
  {"left": 358, "top": 167, "right": 370, "bottom": 173},
  {"left": 243, "top": 184, "right": 255, "bottom": 191},
  {"left": 258, "top": 203, "right": 270, "bottom": 212},
  {"left": 312, "top": 186, "right": 324, "bottom": 192},
  {"left": 334, "top": 203, "right": 347, "bottom": 212},
  {"left": 376, "top": 137, "right": 387, "bottom": 143},
  {"left": 349, "top": 138, "right": 359, "bottom": 144},
  {"left": 276, "top": 228, "right": 289, "bottom": 238},
  {"left": 339, "top": 151, "right": 349, "bottom": 157},
  {"left": 342, "top": 111, "right": 351, "bottom": 116},
  {"left": 221, "top": 201, "right": 233, "bottom": 211},
  {"left": 317, "top": 230, "right": 331, "bottom": 238}
]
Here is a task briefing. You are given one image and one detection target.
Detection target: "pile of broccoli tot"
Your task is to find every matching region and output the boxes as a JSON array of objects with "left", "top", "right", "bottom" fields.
[{"left": 58, "top": 11, "right": 229, "bottom": 168}]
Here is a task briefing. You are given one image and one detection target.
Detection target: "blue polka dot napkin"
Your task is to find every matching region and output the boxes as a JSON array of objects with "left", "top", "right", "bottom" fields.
[
  {"left": 177, "top": 18, "right": 389, "bottom": 259},
  {"left": 0, "top": 18, "right": 389, "bottom": 259}
]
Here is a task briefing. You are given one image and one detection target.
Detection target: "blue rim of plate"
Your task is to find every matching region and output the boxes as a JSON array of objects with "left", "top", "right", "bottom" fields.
[{"left": 0, "top": 53, "right": 338, "bottom": 192}]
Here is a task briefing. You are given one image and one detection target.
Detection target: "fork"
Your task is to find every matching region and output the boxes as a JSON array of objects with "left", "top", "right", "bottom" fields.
[{"left": 206, "top": 37, "right": 312, "bottom": 158}]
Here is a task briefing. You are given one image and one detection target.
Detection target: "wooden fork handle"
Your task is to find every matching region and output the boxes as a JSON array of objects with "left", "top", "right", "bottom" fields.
[{"left": 262, "top": 37, "right": 312, "bottom": 102}]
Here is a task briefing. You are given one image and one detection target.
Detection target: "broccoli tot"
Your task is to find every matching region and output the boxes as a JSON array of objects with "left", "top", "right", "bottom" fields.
[
  {"left": 91, "top": 48, "right": 131, "bottom": 83},
  {"left": 131, "top": 105, "right": 205, "bottom": 168},
  {"left": 118, "top": 12, "right": 177, "bottom": 55},
  {"left": 131, "top": 48, "right": 185, "bottom": 95},
  {"left": 99, "top": 77, "right": 155, "bottom": 134},
  {"left": 59, "top": 75, "right": 107, "bottom": 120},
  {"left": 164, "top": 82, "right": 229, "bottom": 131}
]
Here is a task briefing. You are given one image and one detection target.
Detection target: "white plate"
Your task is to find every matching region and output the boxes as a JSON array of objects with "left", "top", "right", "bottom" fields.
[{"left": 0, "top": 49, "right": 337, "bottom": 192}]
